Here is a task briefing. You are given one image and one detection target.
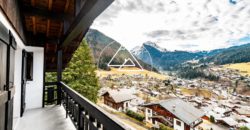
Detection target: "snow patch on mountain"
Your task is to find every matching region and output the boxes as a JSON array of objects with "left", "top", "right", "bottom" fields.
[{"left": 142, "top": 41, "right": 167, "bottom": 52}]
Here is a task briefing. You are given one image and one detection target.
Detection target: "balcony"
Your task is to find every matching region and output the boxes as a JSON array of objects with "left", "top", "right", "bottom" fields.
[
  {"left": 15, "top": 81, "right": 129, "bottom": 130},
  {"left": 14, "top": 81, "right": 128, "bottom": 130},
  {"left": 15, "top": 105, "right": 75, "bottom": 130},
  {"left": 0, "top": 0, "right": 122, "bottom": 129},
  {"left": 37, "top": 81, "right": 128, "bottom": 130}
]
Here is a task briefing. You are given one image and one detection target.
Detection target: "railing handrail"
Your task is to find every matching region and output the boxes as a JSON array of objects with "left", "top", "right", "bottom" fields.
[
  {"left": 45, "top": 82, "right": 57, "bottom": 86},
  {"left": 60, "top": 81, "right": 129, "bottom": 130}
]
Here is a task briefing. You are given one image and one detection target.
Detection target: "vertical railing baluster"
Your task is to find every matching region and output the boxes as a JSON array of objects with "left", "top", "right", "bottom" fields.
[
  {"left": 89, "top": 116, "right": 98, "bottom": 130},
  {"left": 60, "top": 82, "right": 126, "bottom": 130},
  {"left": 66, "top": 93, "right": 68, "bottom": 118},
  {"left": 85, "top": 112, "right": 89, "bottom": 130},
  {"left": 78, "top": 106, "right": 83, "bottom": 130},
  {"left": 74, "top": 102, "right": 77, "bottom": 123},
  {"left": 96, "top": 122, "right": 102, "bottom": 130},
  {"left": 81, "top": 111, "right": 86, "bottom": 130}
]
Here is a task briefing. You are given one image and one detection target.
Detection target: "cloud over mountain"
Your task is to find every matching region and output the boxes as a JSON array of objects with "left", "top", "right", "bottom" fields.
[{"left": 92, "top": 0, "right": 250, "bottom": 51}]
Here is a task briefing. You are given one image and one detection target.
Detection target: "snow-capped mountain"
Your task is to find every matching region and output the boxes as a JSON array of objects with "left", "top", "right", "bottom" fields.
[
  {"left": 87, "top": 29, "right": 250, "bottom": 71},
  {"left": 131, "top": 41, "right": 207, "bottom": 70},
  {"left": 143, "top": 41, "right": 167, "bottom": 52}
]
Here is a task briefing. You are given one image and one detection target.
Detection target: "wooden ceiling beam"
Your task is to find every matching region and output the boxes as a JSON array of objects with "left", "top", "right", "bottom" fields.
[
  {"left": 46, "top": 20, "right": 50, "bottom": 37},
  {"left": 46, "top": 0, "right": 53, "bottom": 37},
  {"left": 64, "top": 0, "right": 70, "bottom": 13},
  {"left": 61, "top": 0, "right": 114, "bottom": 47},
  {"left": 31, "top": 0, "right": 35, "bottom": 6},
  {"left": 48, "top": 0, "right": 53, "bottom": 10},
  {"left": 26, "top": 32, "right": 59, "bottom": 45},
  {"left": 58, "top": 23, "right": 63, "bottom": 38},
  {"left": 32, "top": 17, "right": 36, "bottom": 35},
  {"left": 23, "top": 6, "right": 69, "bottom": 21}
]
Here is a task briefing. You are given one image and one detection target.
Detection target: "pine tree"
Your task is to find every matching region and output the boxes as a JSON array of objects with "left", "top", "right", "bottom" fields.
[{"left": 63, "top": 39, "right": 100, "bottom": 102}]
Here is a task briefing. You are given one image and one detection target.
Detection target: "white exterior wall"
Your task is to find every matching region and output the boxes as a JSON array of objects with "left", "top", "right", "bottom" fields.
[
  {"left": 0, "top": 9, "right": 44, "bottom": 128},
  {"left": 123, "top": 101, "right": 131, "bottom": 111},
  {"left": 145, "top": 108, "right": 153, "bottom": 123},
  {"left": 174, "top": 118, "right": 185, "bottom": 130},
  {"left": 24, "top": 47, "right": 44, "bottom": 110},
  {"left": 13, "top": 47, "right": 44, "bottom": 118},
  {"left": 13, "top": 48, "right": 22, "bottom": 118}
]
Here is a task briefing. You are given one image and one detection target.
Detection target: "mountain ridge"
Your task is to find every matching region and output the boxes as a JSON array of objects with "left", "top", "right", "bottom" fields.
[
  {"left": 85, "top": 29, "right": 158, "bottom": 72},
  {"left": 132, "top": 41, "right": 250, "bottom": 70},
  {"left": 86, "top": 28, "right": 250, "bottom": 71}
]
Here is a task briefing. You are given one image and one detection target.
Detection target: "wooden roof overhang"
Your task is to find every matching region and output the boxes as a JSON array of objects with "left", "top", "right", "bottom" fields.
[{"left": 18, "top": 0, "right": 113, "bottom": 71}]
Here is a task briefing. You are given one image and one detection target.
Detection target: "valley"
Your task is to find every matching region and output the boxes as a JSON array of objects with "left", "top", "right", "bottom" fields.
[{"left": 86, "top": 29, "right": 250, "bottom": 130}]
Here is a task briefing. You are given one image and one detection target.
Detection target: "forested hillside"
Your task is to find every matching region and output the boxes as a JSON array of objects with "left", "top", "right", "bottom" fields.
[
  {"left": 201, "top": 43, "right": 250, "bottom": 65},
  {"left": 86, "top": 29, "right": 158, "bottom": 72}
]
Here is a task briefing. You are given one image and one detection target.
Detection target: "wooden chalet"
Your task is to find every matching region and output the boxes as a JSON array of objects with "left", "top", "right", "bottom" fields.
[
  {"left": 102, "top": 90, "right": 136, "bottom": 111},
  {"left": 143, "top": 98, "right": 205, "bottom": 130},
  {"left": 0, "top": 0, "right": 129, "bottom": 130}
]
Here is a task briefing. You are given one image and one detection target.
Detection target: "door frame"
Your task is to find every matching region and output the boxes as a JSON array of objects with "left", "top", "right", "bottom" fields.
[{"left": 20, "top": 49, "right": 27, "bottom": 117}]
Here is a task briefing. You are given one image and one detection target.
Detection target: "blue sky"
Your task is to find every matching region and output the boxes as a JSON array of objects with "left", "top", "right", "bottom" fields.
[
  {"left": 92, "top": 0, "right": 250, "bottom": 51},
  {"left": 229, "top": 35, "right": 250, "bottom": 46}
]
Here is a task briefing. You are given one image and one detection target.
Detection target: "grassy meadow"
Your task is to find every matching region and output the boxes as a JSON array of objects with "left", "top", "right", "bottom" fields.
[
  {"left": 96, "top": 67, "right": 168, "bottom": 80},
  {"left": 224, "top": 62, "right": 250, "bottom": 76}
]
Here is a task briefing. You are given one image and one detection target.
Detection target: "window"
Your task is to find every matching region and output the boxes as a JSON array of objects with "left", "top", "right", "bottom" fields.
[
  {"left": 176, "top": 120, "right": 181, "bottom": 126},
  {"left": 0, "top": 21, "right": 8, "bottom": 91},
  {"left": 8, "top": 38, "right": 16, "bottom": 88},
  {"left": 0, "top": 41, "right": 7, "bottom": 91},
  {"left": 26, "top": 52, "right": 33, "bottom": 81}
]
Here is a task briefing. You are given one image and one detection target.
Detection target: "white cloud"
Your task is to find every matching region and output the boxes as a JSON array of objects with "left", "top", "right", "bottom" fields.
[{"left": 92, "top": 0, "right": 250, "bottom": 51}]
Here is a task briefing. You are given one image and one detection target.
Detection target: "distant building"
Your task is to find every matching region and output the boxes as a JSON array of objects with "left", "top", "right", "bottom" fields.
[
  {"left": 233, "top": 108, "right": 250, "bottom": 117},
  {"left": 102, "top": 90, "right": 136, "bottom": 111},
  {"left": 216, "top": 117, "right": 238, "bottom": 128},
  {"left": 143, "top": 98, "right": 205, "bottom": 130}
]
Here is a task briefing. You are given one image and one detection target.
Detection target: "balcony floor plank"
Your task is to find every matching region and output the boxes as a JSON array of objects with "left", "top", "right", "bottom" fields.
[{"left": 15, "top": 105, "right": 75, "bottom": 130}]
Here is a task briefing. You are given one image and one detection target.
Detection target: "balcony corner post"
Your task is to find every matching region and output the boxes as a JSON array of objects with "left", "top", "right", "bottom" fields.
[{"left": 57, "top": 45, "right": 63, "bottom": 105}]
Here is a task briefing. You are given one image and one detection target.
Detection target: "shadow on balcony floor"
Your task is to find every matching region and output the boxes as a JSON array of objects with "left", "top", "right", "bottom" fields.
[{"left": 15, "top": 105, "right": 75, "bottom": 130}]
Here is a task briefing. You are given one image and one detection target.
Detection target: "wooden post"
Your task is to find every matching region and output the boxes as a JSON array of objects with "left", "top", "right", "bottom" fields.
[
  {"left": 57, "top": 46, "right": 62, "bottom": 105},
  {"left": 42, "top": 43, "right": 46, "bottom": 107}
]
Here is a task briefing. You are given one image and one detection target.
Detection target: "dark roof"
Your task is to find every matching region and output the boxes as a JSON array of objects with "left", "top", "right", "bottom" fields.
[{"left": 144, "top": 98, "right": 205, "bottom": 125}]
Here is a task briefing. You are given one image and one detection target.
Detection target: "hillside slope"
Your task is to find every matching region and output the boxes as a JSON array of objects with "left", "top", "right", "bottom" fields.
[
  {"left": 132, "top": 41, "right": 205, "bottom": 70},
  {"left": 85, "top": 29, "right": 157, "bottom": 72},
  {"left": 132, "top": 41, "right": 250, "bottom": 70},
  {"left": 201, "top": 43, "right": 250, "bottom": 65}
]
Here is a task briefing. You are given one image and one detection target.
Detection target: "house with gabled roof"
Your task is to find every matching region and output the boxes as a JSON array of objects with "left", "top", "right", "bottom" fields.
[
  {"left": 143, "top": 98, "right": 205, "bottom": 130},
  {"left": 102, "top": 90, "right": 136, "bottom": 111}
]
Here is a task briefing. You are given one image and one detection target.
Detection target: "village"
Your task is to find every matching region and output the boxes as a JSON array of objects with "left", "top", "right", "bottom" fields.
[{"left": 96, "top": 66, "right": 250, "bottom": 130}]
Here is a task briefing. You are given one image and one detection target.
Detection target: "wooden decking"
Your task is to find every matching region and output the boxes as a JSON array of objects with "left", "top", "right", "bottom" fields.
[{"left": 14, "top": 105, "right": 75, "bottom": 130}]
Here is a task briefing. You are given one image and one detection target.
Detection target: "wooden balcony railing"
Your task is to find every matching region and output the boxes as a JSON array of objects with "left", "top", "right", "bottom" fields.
[{"left": 60, "top": 82, "right": 128, "bottom": 130}]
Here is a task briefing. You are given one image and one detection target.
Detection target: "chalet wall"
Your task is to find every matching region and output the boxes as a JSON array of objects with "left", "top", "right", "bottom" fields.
[
  {"left": 0, "top": 8, "right": 44, "bottom": 129},
  {"left": 103, "top": 94, "right": 125, "bottom": 111},
  {"left": 174, "top": 118, "right": 185, "bottom": 130},
  {"left": 25, "top": 47, "right": 44, "bottom": 110},
  {"left": 12, "top": 44, "right": 44, "bottom": 130},
  {"left": 0, "top": 0, "right": 25, "bottom": 41},
  {"left": 145, "top": 108, "right": 153, "bottom": 123}
]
